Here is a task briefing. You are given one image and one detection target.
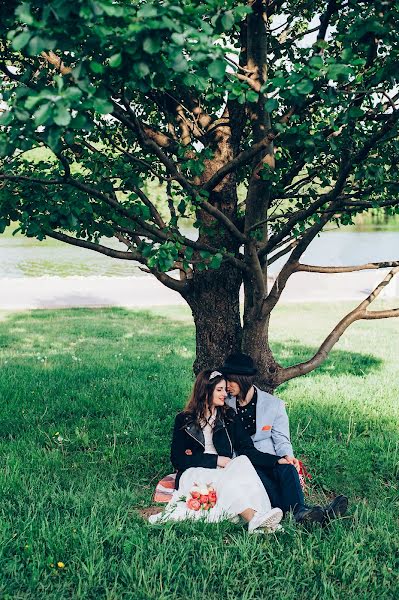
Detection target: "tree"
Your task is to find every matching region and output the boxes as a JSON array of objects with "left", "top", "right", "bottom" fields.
[{"left": 0, "top": 0, "right": 398, "bottom": 389}]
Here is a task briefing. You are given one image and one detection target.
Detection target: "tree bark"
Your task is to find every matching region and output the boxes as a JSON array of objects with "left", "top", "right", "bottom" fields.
[
  {"left": 184, "top": 263, "right": 243, "bottom": 374},
  {"left": 242, "top": 314, "right": 281, "bottom": 392}
]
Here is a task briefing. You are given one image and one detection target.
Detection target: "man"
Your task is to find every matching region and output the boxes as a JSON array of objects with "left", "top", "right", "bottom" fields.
[{"left": 221, "top": 353, "right": 348, "bottom": 525}]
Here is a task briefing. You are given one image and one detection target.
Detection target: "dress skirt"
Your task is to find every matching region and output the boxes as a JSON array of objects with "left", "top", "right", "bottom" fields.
[{"left": 149, "top": 455, "right": 273, "bottom": 524}]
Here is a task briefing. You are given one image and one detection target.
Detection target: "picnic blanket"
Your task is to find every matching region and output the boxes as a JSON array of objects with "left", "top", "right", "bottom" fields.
[
  {"left": 153, "top": 473, "right": 177, "bottom": 503},
  {"left": 153, "top": 461, "right": 311, "bottom": 504}
]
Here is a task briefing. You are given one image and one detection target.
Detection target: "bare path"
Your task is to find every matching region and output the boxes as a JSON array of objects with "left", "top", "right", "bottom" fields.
[{"left": 1, "top": 270, "right": 398, "bottom": 310}]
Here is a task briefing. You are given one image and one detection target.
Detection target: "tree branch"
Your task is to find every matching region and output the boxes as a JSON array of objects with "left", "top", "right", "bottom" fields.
[
  {"left": 45, "top": 228, "right": 188, "bottom": 293},
  {"left": 278, "top": 266, "right": 399, "bottom": 383},
  {"left": 44, "top": 229, "right": 143, "bottom": 261},
  {"left": 296, "top": 261, "right": 399, "bottom": 274},
  {"left": 202, "top": 131, "right": 277, "bottom": 192}
]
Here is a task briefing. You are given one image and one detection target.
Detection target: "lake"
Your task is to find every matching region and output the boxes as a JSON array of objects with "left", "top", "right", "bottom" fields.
[{"left": 0, "top": 229, "right": 398, "bottom": 279}]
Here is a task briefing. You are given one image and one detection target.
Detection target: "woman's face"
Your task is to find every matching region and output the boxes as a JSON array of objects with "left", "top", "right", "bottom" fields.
[
  {"left": 226, "top": 379, "right": 241, "bottom": 397},
  {"left": 211, "top": 379, "right": 227, "bottom": 407}
]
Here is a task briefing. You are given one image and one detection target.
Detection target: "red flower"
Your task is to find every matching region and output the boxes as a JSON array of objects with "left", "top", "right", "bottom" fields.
[
  {"left": 199, "top": 494, "right": 209, "bottom": 504},
  {"left": 208, "top": 490, "right": 217, "bottom": 503},
  {"left": 187, "top": 498, "right": 201, "bottom": 511}
]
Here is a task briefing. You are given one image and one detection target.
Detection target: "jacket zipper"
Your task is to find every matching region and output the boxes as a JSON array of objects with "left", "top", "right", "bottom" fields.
[
  {"left": 225, "top": 427, "right": 233, "bottom": 455},
  {"left": 185, "top": 427, "right": 205, "bottom": 448}
]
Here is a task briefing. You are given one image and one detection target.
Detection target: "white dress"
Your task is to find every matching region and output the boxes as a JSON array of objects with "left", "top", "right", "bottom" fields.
[{"left": 149, "top": 454, "right": 275, "bottom": 525}]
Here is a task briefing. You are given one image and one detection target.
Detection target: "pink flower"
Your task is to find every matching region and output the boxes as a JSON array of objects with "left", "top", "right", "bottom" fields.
[
  {"left": 208, "top": 490, "right": 217, "bottom": 503},
  {"left": 187, "top": 498, "right": 201, "bottom": 511},
  {"left": 199, "top": 494, "right": 209, "bottom": 504}
]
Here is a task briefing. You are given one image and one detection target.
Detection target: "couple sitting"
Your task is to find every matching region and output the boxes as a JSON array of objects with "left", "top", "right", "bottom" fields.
[{"left": 150, "top": 353, "right": 348, "bottom": 534}]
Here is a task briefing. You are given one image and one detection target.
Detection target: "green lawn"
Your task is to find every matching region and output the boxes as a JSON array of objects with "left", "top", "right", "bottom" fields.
[{"left": 0, "top": 304, "right": 398, "bottom": 599}]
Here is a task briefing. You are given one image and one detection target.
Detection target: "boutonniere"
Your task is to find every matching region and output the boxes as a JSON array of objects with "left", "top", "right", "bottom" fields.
[
  {"left": 262, "top": 425, "right": 272, "bottom": 431},
  {"left": 185, "top": 449, "right": 193, "bottom": 455}
]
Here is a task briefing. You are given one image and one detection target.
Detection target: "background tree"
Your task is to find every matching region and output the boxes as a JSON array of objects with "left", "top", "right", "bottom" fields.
[{"left": 0, "top": 0, "right": 398, "bottom": 389}]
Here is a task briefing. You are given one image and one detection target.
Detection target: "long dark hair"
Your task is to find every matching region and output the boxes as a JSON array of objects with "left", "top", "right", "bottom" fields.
[
  {"left": 185, "top": 370, "right": 226, "bottom": 424},
  {"left": 225, "top": 374, "right": 255, "bottom": 403}
]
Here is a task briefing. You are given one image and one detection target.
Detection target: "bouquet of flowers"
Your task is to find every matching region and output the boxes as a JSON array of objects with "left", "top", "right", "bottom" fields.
[{"left": 186, "top": 483, "right": 217, "bottom": 511}]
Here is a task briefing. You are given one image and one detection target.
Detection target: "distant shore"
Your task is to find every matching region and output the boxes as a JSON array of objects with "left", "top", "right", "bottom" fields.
[{"left": 1, "top": 270, "right": 397, "bottom": 310}]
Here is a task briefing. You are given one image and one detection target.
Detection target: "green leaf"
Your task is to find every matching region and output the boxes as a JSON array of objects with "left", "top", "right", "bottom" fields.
[
  {"left": 327, "top": 63, "right": 353, "bottom": 81},
  {"left": 27, "top": 36, "right": 56, "bottom": 55},
  {"left": 109, "top": 53, "right": 122, "bottom": 68},
  {"left": 70, "top": 113, "right": 91, "bottom": 130},
  {"left": 177, "top": 199, "right": 186, "bottom": 214},
  {"left": 246, "top": 90, "right": 259, "bottom": 103},
  {"left": 265, "top": 98, "right": 279, "bottom": 112},
  {"left": 0, "top": 111, "right": 13, "bottom": 126},
  {"left": 11, "top": 31, "right": 31, "bottom": 51},
  {"left": 134, "top": 62, "right": 150, "bottom": 78},
  {"left": 137, "top": 5, "right": 157, "bottom": 18},
  {"left": 309, "top": 56, "right": 323, "bottom": 69},
  {"left": 185, "top": 247, "right": 194, "bottom": 260},
  {"left": 171, "top": 33, "right": 186, "bottom": 46},
  {"left": 99, "top": 2, "right": 124, "bottom": 17},
  {"left": 45, "top": 127, "right": 62, "bottom": 152},
  {"left": 210, "top": 253, "right": 223, "bottom": 269},
  {"left": 64, "top": 87, "right": 83, "bottom": 103},
  {"left": 295, "top": 79, "right": 314, "bottom": 95},
  {"left": 93, "top": 98, "right": 114, "bottom": 114},
  {"left": 0, "top": 218, "right": 9, "bottom": 234},
  {"left": 15, "top": 108, "right": 30, "bottom": 122},
  {"left": 347, "top": 106, "right": 365, "bottom": 119},
  {"left": 172, "top": 53, "right": 188, "bottom": 73},
  {"left": 143, "top": 37, "right": 161, "bottom": 54},
  {"left": 90, "top": 61, "right": 105, "bottom": 74},
  {"left": 221, "top": 11, "right": 234, "bottom": 31},
  {"left": 208, "top": 59, "right": 226, "bottom": 80},
  {"left": 24, "top": 94, "right": 42, "bottom": 110},
  {"left": 0, "top": 136, "right": 13, "bottom": 157},
  {"left": 15, "top": 3, "right": 35, "bottom": 25},
  {"left": 54, "top": 104, "right": 71, "bottom": 126},
  {"left": 33, "top": 102, "right": 52, "bottom": 126}
]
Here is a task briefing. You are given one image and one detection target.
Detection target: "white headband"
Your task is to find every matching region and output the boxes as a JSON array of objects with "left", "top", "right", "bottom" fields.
[{"left": 209, "top": 370, "right": 222, "bottom": 380}]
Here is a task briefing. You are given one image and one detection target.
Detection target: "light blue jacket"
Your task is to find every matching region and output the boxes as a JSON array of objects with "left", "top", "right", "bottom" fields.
[{"left": 225, "top": 386, "right": 293, "bottom": 458}]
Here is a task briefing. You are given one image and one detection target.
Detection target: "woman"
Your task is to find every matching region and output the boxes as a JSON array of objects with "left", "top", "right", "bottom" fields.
[{"left": 149, "top": 370, "right": 285, "bottom": 533}]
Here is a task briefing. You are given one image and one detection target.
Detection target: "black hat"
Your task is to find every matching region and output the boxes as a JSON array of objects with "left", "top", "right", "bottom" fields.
[{"left": 220, "top": 353, "right": 257, "bottom": 376}]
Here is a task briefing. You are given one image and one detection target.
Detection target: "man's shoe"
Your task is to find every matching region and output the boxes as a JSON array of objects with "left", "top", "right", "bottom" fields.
[
  {"left": 323, "top": 495, "right": 348, "bottom": 524},
  {"left": 294, "top": 505, "right": 325, "bottom": 525}
]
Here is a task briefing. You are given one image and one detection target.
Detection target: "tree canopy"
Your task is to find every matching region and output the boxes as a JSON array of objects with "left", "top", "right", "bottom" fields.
[{"left": 1, "top": 0, "right": 398, "bottom": 387}]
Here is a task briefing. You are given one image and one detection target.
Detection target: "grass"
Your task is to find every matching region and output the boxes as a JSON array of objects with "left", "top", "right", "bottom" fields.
[{"left": 0, "top": 304, "right": 398, "bottom": 599}]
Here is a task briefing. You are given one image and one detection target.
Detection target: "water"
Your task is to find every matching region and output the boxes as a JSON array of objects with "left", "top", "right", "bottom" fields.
[
  {"left": 269, "top": 230, "right": 399, "bottom": 273},
  {"left": 0, "top": 229, "right": 398, "bottom": 279}
]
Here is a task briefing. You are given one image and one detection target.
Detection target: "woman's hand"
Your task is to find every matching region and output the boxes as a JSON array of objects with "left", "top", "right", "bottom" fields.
[
  {"left": 217, "top": 456, "right": 232, "bottom": 468},
  {"left": 277, "top": 457, "right": 290, "bottom": 465}
]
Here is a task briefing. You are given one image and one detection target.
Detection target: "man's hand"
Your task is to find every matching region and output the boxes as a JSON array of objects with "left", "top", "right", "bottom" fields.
[
  {"left": 284, "top": 455, "right": 300, "bottom": 472},
  {"left": 217, "top": 456, "right": 232, "bottom": 468}
]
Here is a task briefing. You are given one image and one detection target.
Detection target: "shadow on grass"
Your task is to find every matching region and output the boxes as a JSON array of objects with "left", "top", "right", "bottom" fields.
[
  {"left": 271, "top": 341, "right": 382, "bottom": 377},
  {"left": 0, "top": 307, "right": 383, "bottom": 378}
]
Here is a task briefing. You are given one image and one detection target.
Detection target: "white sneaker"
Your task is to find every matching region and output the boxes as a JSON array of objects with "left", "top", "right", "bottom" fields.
[{"left": 248, "top": 508, "right": 283, "bottom": 534}]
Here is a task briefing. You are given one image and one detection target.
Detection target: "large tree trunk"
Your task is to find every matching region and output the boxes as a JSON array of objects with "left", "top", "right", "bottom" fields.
[
  {"left": 184, "top": 263, "right": 243, "bottom": 374},
  {"left": 242, "top": 314, "right": 280, "bottom": 392}
]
